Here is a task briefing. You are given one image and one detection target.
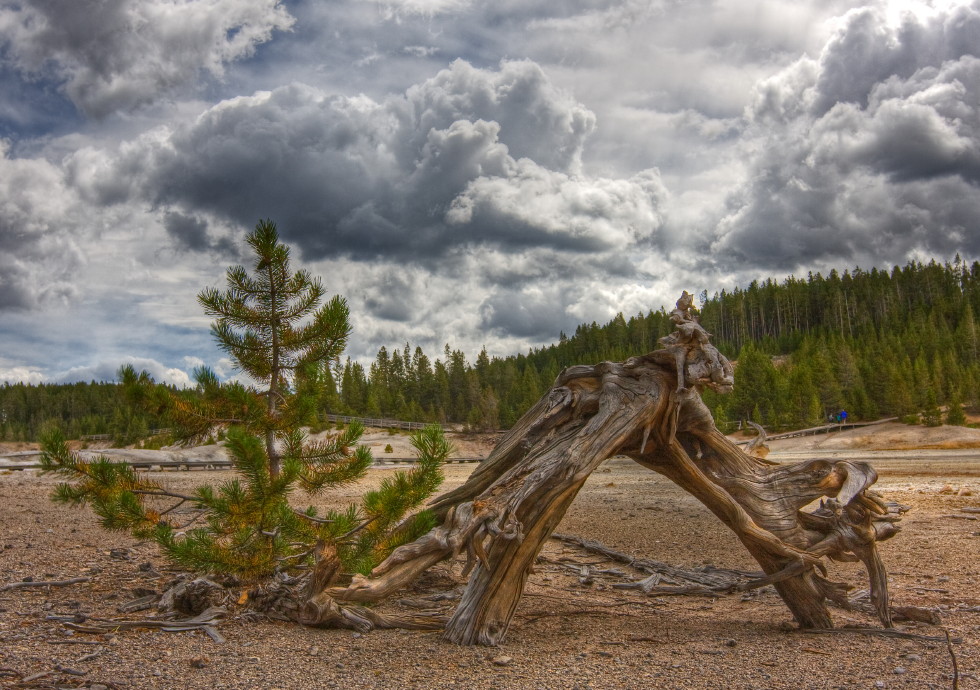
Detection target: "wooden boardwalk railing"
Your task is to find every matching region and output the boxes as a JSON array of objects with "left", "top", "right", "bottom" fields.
[
  {"left": 320, "top": 414, "right": 440, "bottom": 431},
  {"left": 732, "top": 417, "right": 898, "bottom": 445},
  {"left": 0, "top": 452, "right": 481, "bottom": 472}
]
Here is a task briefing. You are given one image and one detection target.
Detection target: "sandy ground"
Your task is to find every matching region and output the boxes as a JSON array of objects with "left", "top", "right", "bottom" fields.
[{"left": 1, "top": 424, "right": 979, "bottom": 689}]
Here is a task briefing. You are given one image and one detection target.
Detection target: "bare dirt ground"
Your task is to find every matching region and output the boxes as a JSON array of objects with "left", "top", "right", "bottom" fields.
[{"left": 2, "top": 424, "right": 979, "bottom": 689}]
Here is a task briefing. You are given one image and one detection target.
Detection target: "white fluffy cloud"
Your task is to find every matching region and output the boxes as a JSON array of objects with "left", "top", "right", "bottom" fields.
[
  {"left": 1, "top": 0, "right": 978, "bottom": 381},
  {"left": 711, "top": 0, "right": 980, "bottom": 273},
  {"left": 52, "top": 357, "right": 193, "bottom": 386},
  {"left": 0, "top": 0, "right": 294, "bottom": 117},
  {"left": 62, "top": 59, "right": 662, "bottom": 273},
  {"left": 0, "top": 142, "right": 85, "bottom": 310}
]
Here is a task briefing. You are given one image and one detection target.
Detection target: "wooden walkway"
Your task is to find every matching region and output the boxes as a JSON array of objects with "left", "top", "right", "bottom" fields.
[
  {"left": 0, "top": 454, "right": 481, "bottom": 472},
  {"left": 733, "top": 417, "right": 898, "bottom": 445},
  {"left": 320, "top": 414, "right": 438, "bottom": 431}
]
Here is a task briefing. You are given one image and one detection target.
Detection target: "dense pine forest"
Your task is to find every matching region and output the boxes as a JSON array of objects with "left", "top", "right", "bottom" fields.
[{"left": 3, "top": 258, "right": 979, "bottom": 441}]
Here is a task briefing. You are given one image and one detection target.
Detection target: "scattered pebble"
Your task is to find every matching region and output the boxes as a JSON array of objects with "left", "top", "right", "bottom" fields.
[
  {"left": 893, "top": 667, "right": 906, "bottom": 675},
  {"left": 491, "top": 656, "right": 512, "bottom": 666},
  {"left": 189, "top": 656, "right": 208, "bottom": 669}
]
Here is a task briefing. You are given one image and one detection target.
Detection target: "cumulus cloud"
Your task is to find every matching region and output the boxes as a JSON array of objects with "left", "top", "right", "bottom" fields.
[
  {"left": 5, "top": 0, "right": 980, "bottom": 384},
  {"left": 0, "top": 0, "right": 294, "bottom": 117},
  {"left": 712, "top": 0, "right": 980, "bottom": 272},
  {"left": 0, "top": 142, "right": 85, "bottom": 311},
  {"left": 51, "top": 356, "right": 192, "bottom": 387},
  {"left": 0, "top": 364, "right": 45, "bottom": 385},
  {"left": 64, "top": 59, "right": 661, "bottom": 273}
]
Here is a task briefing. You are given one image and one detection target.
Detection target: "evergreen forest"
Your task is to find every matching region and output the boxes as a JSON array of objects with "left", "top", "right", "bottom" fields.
[{"left": 4, "top": 257, "right": 979, "bottom": 441}]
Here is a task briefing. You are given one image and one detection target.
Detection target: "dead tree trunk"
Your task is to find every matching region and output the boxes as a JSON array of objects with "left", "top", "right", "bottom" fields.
[{"left": 310, "top": 316, "right": 904, "bottom": 645}]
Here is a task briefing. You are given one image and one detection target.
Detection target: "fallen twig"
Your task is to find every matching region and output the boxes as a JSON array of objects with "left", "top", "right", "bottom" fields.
[
  {"left": 0, "top": 577, "right": 90, "bottom": 592},
  {"left": 945, "top": 629, "right": 960, "bottom": 690},
  {"left": 20, "top": 670, "right": 53, "bottom": 684},
  {"left": 801, "top": 627, "right": 963, "bottom": 643},
  {"left": 53, "top": 663, "right": 86, "bottom": 676},
  {"left": 60, "top": 606, "right": 226, "bottom": 642},
  {"left": 551, "top": 533, "right": 761, "bottom": 590},
  {"left": 46, "top": 639, "right": 102, "bottom": 646},
  {"left": 520, "top": 608, "right": 641, "bottom": 623},
  {"left": 77, "top": 648, "right": 103, "bottom": 662},
  {"left": 116, "top": 593, "right": 159, "bottom": 613}
]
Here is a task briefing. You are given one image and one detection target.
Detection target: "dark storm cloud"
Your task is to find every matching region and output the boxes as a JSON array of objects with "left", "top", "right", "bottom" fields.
[
  {"left": 713, "top": 2, "right": 980, "bottom": 273},
  {"left": 479, "top": 287, "right": 575, "bottom": 340},
  {"left": 162, "top": 211, "right": 238, "bottom": 255},
  {"left": 0, "top": 270, "right": 31, "bottom": 310},
  {"left": 0, "top": 0, "right": 294, "bottom": 117},
  {"left": 74, "top": 60, "right": 663, "bottom": 266},
  {"left": 163, "top": 212, "right": 211, "bottom": 252}
]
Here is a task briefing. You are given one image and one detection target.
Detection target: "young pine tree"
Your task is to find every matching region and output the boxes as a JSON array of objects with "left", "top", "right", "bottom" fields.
[{"left": 40, "top": 219, "right": 452, "bottom": 585}]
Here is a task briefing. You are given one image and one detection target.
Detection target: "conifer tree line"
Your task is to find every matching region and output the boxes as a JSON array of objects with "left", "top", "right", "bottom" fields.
[
  {"left": 3, "top": 257, "right": 979, "bottom": 441},
  {"left": 0, "top": 381, "right": 172, "bottom": 443},
  {"left": 336, "top": 257, "right": 980, "bottom": 431}
]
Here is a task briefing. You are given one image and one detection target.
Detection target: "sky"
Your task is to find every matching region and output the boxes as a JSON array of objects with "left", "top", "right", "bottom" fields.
[{"left": 1, "top": 0, "right": 978, "bottom": 386}]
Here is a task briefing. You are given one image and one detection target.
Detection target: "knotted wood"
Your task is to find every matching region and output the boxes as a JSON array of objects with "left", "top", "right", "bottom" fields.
[{"left": 309, "top": 348, "right": 903, "bottom": 645}]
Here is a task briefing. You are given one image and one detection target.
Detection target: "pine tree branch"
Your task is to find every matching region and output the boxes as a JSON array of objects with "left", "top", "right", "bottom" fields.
[{"left": 294, "top": 509, "right": 335, "bottom": 524}]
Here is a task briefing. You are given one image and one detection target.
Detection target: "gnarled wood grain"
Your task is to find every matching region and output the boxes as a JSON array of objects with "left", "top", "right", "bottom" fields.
[{"left": 304, "top": 344, "right": 903, "bottom": 645}]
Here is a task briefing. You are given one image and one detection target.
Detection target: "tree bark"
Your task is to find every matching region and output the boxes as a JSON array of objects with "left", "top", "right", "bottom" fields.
[{"left": 313, "top": 350, "right": 903, "bottom": 645}]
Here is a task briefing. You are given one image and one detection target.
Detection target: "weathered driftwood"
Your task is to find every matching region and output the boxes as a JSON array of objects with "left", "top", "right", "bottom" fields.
[{"left": 297, "top": 293, "right": 905, "bottom": 645}]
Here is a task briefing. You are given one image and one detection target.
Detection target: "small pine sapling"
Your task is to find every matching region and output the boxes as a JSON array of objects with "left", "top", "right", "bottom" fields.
[{"left": 40, "top": 219, "right": 452, "bottom": 614}]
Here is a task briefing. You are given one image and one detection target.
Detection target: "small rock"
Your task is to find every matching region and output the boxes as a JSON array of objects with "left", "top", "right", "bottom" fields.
[
  {"left": 597, "top": 651, "right": 613, "bottom": 658},
  {"left": 190, "top": 657, "right": 208, "bottom": 669},
  {"left": 724, "top": 639, "right": 737, "bottom": 647},
  {"left": 905, "top": 654, "right": 921, "bottom": 662},
  {"left": 958, "top": 487, "right": 973, "bottom": 496},
  {"left": 893, "top": 667, "right": 906, "bottom": 675},
  {"left": 938, "top": 484, "right": 954, "bottom": 494},
  {"left": 491, "top": 656, "right": 512, "bottom": 666},
  {"left": 874, "top": 682, "right": 885, "bottom": 689},
  {"left": 308, "top": 646, "right": 319, "bottom": 657},
  {"left": 152, "top": 670, "right": 162, "bottom": 677},
  {"left": 90, "top": 685, "right": 108, "bottom": 690},
  {"left": 352, "top": 632, "right": 362, "bottom": 639}
]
